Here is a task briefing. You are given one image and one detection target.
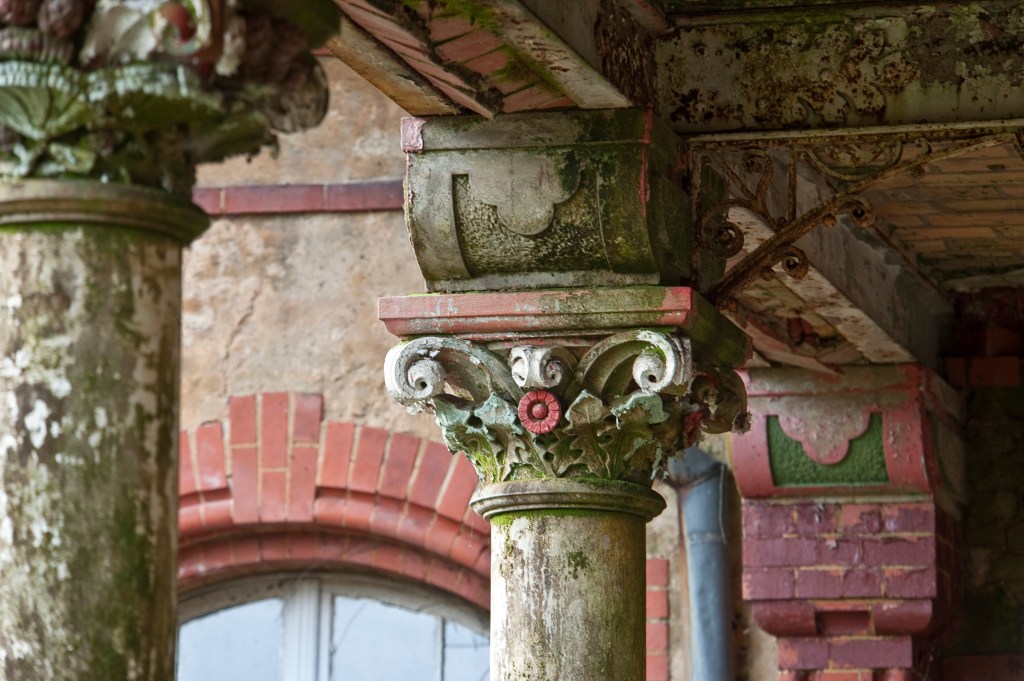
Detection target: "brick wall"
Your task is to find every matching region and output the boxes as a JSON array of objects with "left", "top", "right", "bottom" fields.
[
  {"left": 179, "top": 392, "right": 490, "bottom": 607},
  {"left": 743, "top": 499, "right": 954, "bottom": 678},
  {"left": 179, "top": 392, "right": 675, "bottom": 678},
  {"left": 938, "top": 287, "right": 1024, "bottom": 678},
  {"left": 646, "top": 558, "right": 671, "bottom": 681},
  {"left": 945, "top": 288, "right": 1024, "bottom": 389}
]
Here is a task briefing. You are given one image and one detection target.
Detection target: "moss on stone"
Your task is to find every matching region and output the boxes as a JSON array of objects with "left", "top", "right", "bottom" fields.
[{"left": 768, "top": 412, "right": 888, "bottom": 487}]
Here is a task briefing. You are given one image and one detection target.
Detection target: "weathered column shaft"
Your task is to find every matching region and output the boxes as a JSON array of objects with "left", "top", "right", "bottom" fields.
[
  {"left": 477, "top": 481, "right": 662, "bottom": 681},
  {"left": 0, "top": 183, "right": 206, "bottom": 679}
]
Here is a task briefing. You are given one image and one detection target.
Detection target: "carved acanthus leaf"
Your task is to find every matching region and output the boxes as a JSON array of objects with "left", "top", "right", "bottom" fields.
[
  {"left": 384, "top": 330, "right": 750, "bottom": 485},
  {"left": 0, "top": 0, "right": 332, "bottom": 192}
]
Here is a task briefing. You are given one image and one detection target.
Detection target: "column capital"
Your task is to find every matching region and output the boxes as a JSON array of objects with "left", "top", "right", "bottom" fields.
[
  {"left": 0, "top": 0, "right": 333, "bottom": 195},
  {"left": 382, "top": 285, "right": 752, "bottom": 486}
]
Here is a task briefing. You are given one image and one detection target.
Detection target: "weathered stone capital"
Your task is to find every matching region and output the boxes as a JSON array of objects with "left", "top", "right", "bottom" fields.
[
  {"left": 0, "top": 0, "right": 335, "bottom": 194},
  {"left": 381, "top": 286, "right": 752, "bottom": 486}
]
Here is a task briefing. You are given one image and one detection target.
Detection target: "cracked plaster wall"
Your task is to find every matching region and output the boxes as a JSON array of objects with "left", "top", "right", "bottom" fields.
[{"left": 181, "top": 60, "right": 437, "bottom": 440}]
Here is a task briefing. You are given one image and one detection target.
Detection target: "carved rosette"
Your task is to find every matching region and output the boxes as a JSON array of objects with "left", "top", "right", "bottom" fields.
[
  {"left": 0, "top": 0, "right": 333, "bottom": 194},
  {"left": 384, "top": 330, "right": 750, "bottom": 486}
]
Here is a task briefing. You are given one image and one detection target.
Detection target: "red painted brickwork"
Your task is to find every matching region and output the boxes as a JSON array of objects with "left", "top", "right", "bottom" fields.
[
  {"left": 333, "top": 0, "right": 573, "bottom": 116},
  {"left": 743, "top": 499, "right": 958, "bottom": 678},
  {"left": 178, "top": 392, "right": 490, "bottom": 610},
  {"left": 943, "top": 288, "right": 1024, "bottom": 388},
  {"left": 646, "top": 558, "right": 671, "bottom": 681},
  {"left": 180, "top": 392, "right": 673, "bottom": 678}
]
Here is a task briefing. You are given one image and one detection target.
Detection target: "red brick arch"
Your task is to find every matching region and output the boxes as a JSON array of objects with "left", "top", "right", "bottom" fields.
[{"left": 177, "top": 392, "right": 490, "bottom": 610}]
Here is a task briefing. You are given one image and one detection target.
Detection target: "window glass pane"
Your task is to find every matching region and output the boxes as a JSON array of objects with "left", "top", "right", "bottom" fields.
[
  {"left": 178, "top": 598, "right": 284, "bottom": 681},
  {"left": 443, "top": 621, "right": 489, "bottom": 681},
  {"left": 331, "top": 596, "right": 440, "bottom": 681}
]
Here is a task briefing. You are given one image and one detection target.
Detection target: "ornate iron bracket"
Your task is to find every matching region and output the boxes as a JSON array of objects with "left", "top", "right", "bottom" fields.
[{"left": 690, "top": 128, "right": 1022, "bottom": 307}]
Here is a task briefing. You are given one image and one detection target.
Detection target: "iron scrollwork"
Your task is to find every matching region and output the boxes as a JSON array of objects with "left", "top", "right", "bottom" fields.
[{"left": 692, "top": 132, "right": 1012, "bottom": 307}]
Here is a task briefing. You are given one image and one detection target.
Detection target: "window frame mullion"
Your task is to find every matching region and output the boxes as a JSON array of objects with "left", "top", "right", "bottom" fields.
[
  {"left": 317, "top": 589, "right": 333, "bottom": 681},
  {"left": 282, "top": 579, "right": 322, "bottom": 681}
]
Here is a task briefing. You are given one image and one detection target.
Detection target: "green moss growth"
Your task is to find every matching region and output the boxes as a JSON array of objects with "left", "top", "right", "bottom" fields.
[
  {"left": 432, "top": 0, "right": 500, "bottom": 31},
  {"left": 769, "top": 412, "right": 888, "bottom": 487},
  {"left": 488, "top": 508, "right": 606, "bottom": 527},
  {"left": 565, "top": 550, "right": 590, "bottom": 579}
]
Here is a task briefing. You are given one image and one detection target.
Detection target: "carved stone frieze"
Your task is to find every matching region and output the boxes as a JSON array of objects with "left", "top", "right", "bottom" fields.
[
  {"left": 384, "top": 330, "right": 750, "bottom": 485},
  {"left": 0, "top": 0, "right": 335, "bottom": 194}
]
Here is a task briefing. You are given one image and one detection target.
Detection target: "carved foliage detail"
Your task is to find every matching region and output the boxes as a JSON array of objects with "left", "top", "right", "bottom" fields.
[
  {"left": 384, "top": 332, "right": 750, "bottom": 485},
  {"left": 0, "top": 0, "right": 332, "bottom": 193}
]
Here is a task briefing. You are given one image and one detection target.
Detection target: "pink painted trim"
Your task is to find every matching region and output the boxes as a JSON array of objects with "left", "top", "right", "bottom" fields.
[
  {"left": 732, "top": 365, "right": 958, "bottom": 499},
  {"left": 192, "top": 181, "right": 403, "bottom": 216},
  {"left": 379, "top": 287, "right": 698, "bottom": 338}
]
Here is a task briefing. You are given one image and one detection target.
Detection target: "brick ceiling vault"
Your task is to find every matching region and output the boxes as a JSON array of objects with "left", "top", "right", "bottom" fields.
[{"left": 325, "top": 0, "right": 1024, "bottom": 372}]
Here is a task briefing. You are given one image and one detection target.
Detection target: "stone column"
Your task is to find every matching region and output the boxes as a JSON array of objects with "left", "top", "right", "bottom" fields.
[
  {"left": 0, "top": 181, "right": 205, "bottom": 678},
  {"left": 382, "top": 110, "right": 753, "bottom": 679},
  {"left": 475, "top": 480, "right": 663, "bottom": 680},
  {"left": 0, "top": 2, "right": 329, "bottom": 677}
]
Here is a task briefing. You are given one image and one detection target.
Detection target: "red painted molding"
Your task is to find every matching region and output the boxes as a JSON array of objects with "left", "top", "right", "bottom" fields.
[
  {"left": 191, "top": 180, "right": 404, "bottom": 216},
  {"left": 380, "top": 286, "right": 701, "bottom": 338}
]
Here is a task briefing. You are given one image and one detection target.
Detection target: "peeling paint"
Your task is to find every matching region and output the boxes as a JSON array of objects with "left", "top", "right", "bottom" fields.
[{"left": 659, "top": 5, "right": 1024, "bottom": 133}]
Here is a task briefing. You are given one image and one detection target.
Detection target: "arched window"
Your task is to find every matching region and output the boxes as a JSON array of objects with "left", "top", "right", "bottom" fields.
[{"left": 177, "top": 574, "right": 489, "bottom": 681}]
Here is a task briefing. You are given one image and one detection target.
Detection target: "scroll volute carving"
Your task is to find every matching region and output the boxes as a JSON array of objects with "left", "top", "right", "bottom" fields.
[{"left": 385, "top": 331, "right": 750, "bottom": 485}]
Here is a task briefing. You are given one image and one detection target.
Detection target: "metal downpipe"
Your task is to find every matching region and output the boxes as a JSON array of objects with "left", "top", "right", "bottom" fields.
[{"left": 669, "top": 448, "right": 736, "bottom": 681}]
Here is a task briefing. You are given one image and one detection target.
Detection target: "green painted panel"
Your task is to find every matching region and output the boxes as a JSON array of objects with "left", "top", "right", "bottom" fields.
[{"left": 769, "top": 412, "right": 888, "bottom": 487}]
